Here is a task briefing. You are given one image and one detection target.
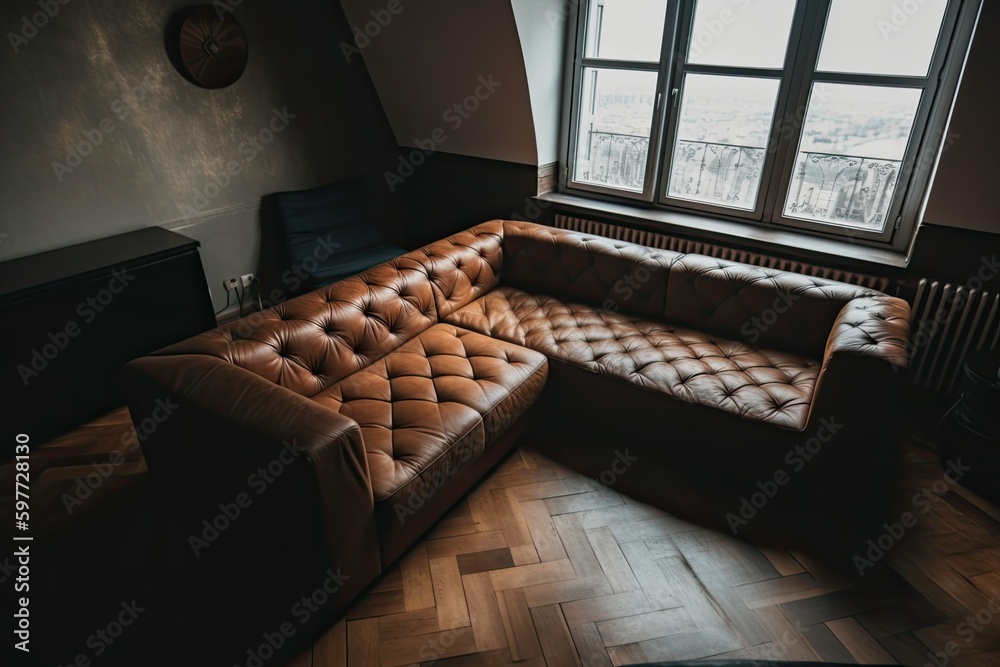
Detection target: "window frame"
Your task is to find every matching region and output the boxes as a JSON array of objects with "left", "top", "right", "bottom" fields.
[
  {"left": 559, "top": 0, "right": 983, "bottom": 254},
  {"left": 563, "top": 0, "right": 681, "bottom": 202},
  {"left": 763, "top": 0, "right": 966, "bottom": 245},
  {"left": 656, "top": 0, "right": 812, "bottom": 221}
]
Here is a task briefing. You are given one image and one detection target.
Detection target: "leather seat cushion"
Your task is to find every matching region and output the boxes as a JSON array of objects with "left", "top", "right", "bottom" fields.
[
  {"left": 310, "top": 323, "right": 547, "bottom": 503},
  {"left": 446, "top": 287, "right": 820, "bottom": 431}
]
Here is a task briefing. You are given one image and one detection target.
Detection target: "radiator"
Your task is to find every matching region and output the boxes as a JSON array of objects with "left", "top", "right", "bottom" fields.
[
  {"left": 552, "top": 215, "right": 1000, "bottom": 394},
  {"left": 553, "top": 215, "right": 892, "bottom": 292},
  {"left": 909, "top": 280, "right": 1000, "bottom": 394}
]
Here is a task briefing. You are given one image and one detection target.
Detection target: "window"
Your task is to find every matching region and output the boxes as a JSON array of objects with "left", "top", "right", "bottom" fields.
[{"left": 564, "top": 0, "right": 977, "bottom": 248}]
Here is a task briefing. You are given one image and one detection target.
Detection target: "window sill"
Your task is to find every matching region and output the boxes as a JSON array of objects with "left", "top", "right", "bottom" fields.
[{"left": 535, "top": 192, "right": 911, "bottom": 270}]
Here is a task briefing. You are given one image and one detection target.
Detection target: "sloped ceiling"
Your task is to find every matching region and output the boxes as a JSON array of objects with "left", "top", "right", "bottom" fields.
[{"left": 340, "top": 0, "right": 541, "bottom": 165}]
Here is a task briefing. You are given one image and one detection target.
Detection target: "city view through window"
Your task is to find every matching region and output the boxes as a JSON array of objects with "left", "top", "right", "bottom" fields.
[{"left": 570, "top": 0, "right": 954, "bottom": 238}]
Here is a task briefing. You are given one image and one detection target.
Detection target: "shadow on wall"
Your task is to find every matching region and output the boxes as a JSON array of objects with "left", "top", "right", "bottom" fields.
[
  {"left": 0, "top": 0, "right": 398, "bottom": 273},
  {"left": 383, "top": 150, "right": 538, "bottom": 249},
  {"left": 0, "top": 0, "right": 543, "bottom": 309}
]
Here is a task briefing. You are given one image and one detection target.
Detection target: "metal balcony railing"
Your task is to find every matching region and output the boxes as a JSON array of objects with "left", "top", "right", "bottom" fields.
[
  {"left": 667, "top": 139, "right": 765, "bottom": 208},
  {"left": 580, "top": 131, "right": 649, "bottom": 190},
  {"left": 785, "top": 151, "right": 901, "bottom": 228},
  {"left": 581, "top": 133, "right": 901, "bottom": 230}
]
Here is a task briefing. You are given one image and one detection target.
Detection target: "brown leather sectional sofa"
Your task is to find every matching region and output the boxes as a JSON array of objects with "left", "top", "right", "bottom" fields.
[{"left": 121, "top": 220, "right": 910, "bottom": 661}]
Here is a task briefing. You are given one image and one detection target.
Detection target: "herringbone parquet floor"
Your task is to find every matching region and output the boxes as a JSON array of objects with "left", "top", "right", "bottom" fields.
[{"left": 283, "top": 443, "right": 1000, "bottom": 667}]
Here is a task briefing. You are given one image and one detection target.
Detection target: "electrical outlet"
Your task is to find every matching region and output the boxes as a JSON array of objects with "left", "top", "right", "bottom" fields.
[
  {"left": 240, "top": 273, "right": 255, "bottom": 288},
  {"left": 223, "top": 278, "right": 238, "bottom": 292}
]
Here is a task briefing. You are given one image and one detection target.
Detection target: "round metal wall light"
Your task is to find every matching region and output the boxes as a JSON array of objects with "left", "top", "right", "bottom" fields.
[{"left": 166, "top": 6, "right": 248, "bottom": 89}]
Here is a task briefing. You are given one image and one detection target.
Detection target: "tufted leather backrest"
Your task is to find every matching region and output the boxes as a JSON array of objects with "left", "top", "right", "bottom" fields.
[
  {"left": 664, "top": 254, "right": 873, "bottom": 358},
  {"left": 406, "top": 221, "right": 504, "bottom": 319},
  {"left": 154, "top": 255, "right": 438, "bottom": 397},
  {"left": 155, "top": 219, "right": 890, "bottom": 398},
  {"left": 500, "top": 221, "right": 680, "bottom": 319}
]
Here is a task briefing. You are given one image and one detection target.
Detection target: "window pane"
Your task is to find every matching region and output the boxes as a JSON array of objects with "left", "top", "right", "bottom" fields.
[
  {"left": 817, "top": 0, "right": 949, "bottom": 77},
  {"left": 783, "top": 83, "right": 922, "bottom": 231},
  {"left": 666, "top": 74, "right": 780, "bottom": 210},
  {"left": 573, "top": 68, "right": 657, "bottom": 192},
  {"left": 687, "top": 0, "right": 796, "bottom": 69},
  {"left": 584, "top": 0, "right": 668, "bottom": 62}
]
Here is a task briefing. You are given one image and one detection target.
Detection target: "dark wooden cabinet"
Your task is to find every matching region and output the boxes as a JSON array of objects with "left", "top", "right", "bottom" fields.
[{"left": 0, "top": 227, "right": 217, "bottom": 449}]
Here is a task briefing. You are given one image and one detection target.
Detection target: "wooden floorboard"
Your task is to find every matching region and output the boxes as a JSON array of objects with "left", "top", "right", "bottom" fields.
[{"left": 301, "top": 445, "right": 1000, "bottom": 667}]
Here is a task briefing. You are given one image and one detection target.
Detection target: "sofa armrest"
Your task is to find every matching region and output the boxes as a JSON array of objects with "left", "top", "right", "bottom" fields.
[
  {"left": 821, "top": 295, "right": 911, "bottom": 369},
  {"left": 121, "top": 354, "right": 379, "bottom": 612},
  {"left": 808, "top": 295, "right": 911, "bottom": 433},
  {"left": 785, "top": 295, "right": 912, "bottom": 564}
]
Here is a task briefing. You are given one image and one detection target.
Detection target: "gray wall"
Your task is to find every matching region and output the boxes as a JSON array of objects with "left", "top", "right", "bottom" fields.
[
  {"left": 511, "top": 0, "right": 569, "bottom": 167},
  {"left": 923, "top": 0, "right": 999, "bottom": 234},
  {"left": 0, "top": 0, "right": 397, "bottom": 312}
]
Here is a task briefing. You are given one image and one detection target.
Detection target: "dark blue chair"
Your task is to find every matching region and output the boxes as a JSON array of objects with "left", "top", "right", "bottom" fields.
[{"left": 258, "top": 177, "right": 407, "bottom": 297}]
